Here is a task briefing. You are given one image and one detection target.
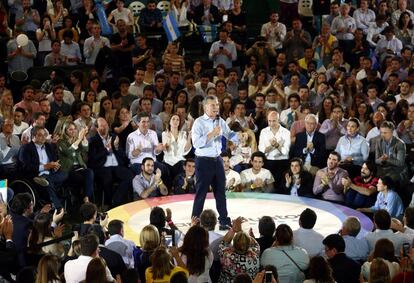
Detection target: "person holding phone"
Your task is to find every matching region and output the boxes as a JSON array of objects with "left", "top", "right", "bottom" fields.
[{"left": 209, "top": 29, "right": 237, "bottom": 69}]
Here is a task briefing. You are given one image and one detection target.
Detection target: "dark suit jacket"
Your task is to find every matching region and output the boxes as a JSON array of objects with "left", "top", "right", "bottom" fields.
[
  {"left": 88, "top": 133, "right": 128, "bottom": 169},
  {"left": 293, "top": 131, "right": 326, "bottom": 169},
  {"left": 283, "top": 171, "right": 314, "bottom": 197},
  {"left": 100, "top": 246, "right": 127, "bottom": 278},
  {"left": 329, "top": 253, "right": 361, "bottom": 283},
  {"left": 18, "top": 142, "right": 58, "bottom": 178},
  {"left": 193, "top": 4, "right": 221, "bottom": 25}
]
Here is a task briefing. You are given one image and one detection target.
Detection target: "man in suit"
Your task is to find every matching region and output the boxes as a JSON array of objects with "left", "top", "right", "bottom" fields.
[
  {"left": 18, "top": 126, "right": 68, "bottom": 209},
  {"left": 293, "top": 113, "right": 326, "bottom": 175},
  {"left": 88, "top": 118, "right": 133, "bottom": 207},
  {"left": 375, "top": 120, "right": 408, "bottom": 185},
  {"left": 193, "top": 0, "right": 221, "bottom": 25}
]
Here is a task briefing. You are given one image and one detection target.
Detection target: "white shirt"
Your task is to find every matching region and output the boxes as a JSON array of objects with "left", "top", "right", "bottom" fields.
[
  {"left": 128, "top": 81, "right": 149, "bottom": 98},
  {"left": 343, "top": 235, "right": 369, "bottom": 261},
  {"left": 13, "top": 121, "right": 29, "bottom": 135},
  {"left": 240, "top": 168, "right": 274, "bottom": 186},
  {"left": 105, "top": 234, "right": 136, "bottom": 269},
  {"left": 293, "top": 227, "right": 324, "bottom": 257},
  {"left": 279, "top": 108, "right": 297, "bottom": 128},
  {"left": 100, "top": 134, "right": 119, "bottom": 167},
  {"left": 83, "top": 36, "right": 110, "bottom": 65},
  {"left": 331, "top": 15, "right": 356, "bottom": 40},
  {"left": 126, "top": 128, "right": 159, "bottom": 164},
  {"left": 225, "top": 169, "right": 241, "bottom": 190},
  {"left": 353, "top": 8, "right": 376, "bottom": 33},
  {"left": 395, "top": 93, "right": 414, "bottom": 104},
  {"left": 21, "top": 126, "right": 50, "bottom": 143},
  {"left": 162, "top": 130, "right": 191, "bottom": 166},
  {"left": 375, "top": 36, "right": 403, "bottom": 56},
  {"left": 64, "top": 255, "right": 114, "bottom": 283},
  {"left": 46, "top": 89, "right": 75, "bottom": 106},
  {"left": 258, "top": 126, "right": 291, "bottom": 160},
  {"left": 366, "top": 22, "right": 388, "bottom": 47},
  {"left": 110, "top": 8, "right": 132, "bottom": 25},
  {"left": 260, "top": 22, "right": 286, "bottom": 49}
]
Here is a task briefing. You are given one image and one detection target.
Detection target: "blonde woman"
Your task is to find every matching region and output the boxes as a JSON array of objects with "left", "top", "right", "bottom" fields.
[{"left": 138, "top": 225, "right": 161, "bottom": 283}]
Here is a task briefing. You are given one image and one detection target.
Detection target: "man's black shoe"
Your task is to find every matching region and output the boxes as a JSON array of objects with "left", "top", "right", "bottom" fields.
[{"left": 219, "top": 224, "right": 232, "bottom": 231}]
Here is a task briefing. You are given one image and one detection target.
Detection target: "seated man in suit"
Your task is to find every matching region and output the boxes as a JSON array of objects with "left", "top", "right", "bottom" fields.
[
  {"left": 375, "top": 120, "right": 409, "bottom": 185},
  {"left": 293, "top": 113, "right": 326, "bottom": 175},
  {"left": 88, "top": 118, "right": 133, "bottom": 207},
  {"left": 18, "top": 126, "right": 68, "bottom": 209}
]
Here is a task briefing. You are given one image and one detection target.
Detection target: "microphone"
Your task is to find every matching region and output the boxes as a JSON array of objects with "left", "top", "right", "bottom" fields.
[{"left": 215, "top": 114, "right": 220, "bottom": 127}]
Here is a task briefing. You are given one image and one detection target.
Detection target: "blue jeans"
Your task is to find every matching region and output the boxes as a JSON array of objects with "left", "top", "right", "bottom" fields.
[
  {"left": 345, "top": 189, "right": 376, "bottom": 208},
  {"left": 192, "top": 156, "right": 230, "bottom": 226}
]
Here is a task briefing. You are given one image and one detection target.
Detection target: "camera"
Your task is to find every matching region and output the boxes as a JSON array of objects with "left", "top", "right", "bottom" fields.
[{"left": 219, "top": 46, "right": 224, "bottom": 50}]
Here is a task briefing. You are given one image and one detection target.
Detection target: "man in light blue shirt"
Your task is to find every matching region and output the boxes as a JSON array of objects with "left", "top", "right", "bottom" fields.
[
  {"left": 340, "top": 216, "right": 369, "bottom": 262},
  {"left": 191, "top": 95, "right": 245, "bottom": 229},
  {"left": 364, "top": 209, "right": 409, "bottom": 256},
  {"left": 208, "top": 30, "right": 237, "bottom": 69}
]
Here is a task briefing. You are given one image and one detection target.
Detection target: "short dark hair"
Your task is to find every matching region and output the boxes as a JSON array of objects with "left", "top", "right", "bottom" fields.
[
  {"left": 374, "top": 209, "right": 391, "bottom": 230},
  {"left": 80, "top": 203, "right": 98, "bottom": 222},
  {"left": 288, "top": 93, "right": 301, "bottom": 103},
  {"left": 22, "top": 85, "right": 34, "bottom": 93},
  {"left": 80, "top": 234, "right": 99, "bottom": 256},
  {"left": 299, "top": 208, "right": 317, "bottom": 229},
  {"left": 136, "top": 111, "right": 150, "bottom": 121},
  {"left": 184, "top": 158, "right": 195, "bottom": 166},
  {"left": 62, "top": 29, "right": 74, "bottom": 39},
  {"left": 329, "top": 151, "right": 341, "bottom": 161},
  {"left": 10, "top": 193, "right": 33, "bottom": 215},
  {"left": 108, "top": 219, "right": 124, "bottom": 236},
  {"left": 251, "top": 151, "right": 266, "bottom": 162},
  {"left": 258, "top": 216, "right": 276, "bottom": 238},
  {"left": 141, "top": 157, "right": 154, "bottom": 167},
  {"left": 170, "top": 271, "right": 188, "bottom": 283},
  {"left": 14, "top": 107, "right": 26, "bottom": 116},
  {"left": 118, "top": 77, "right": 130, "bottom": 87},
  {"left": 323, "top": 234, "right": 345, "bottom": 252}
]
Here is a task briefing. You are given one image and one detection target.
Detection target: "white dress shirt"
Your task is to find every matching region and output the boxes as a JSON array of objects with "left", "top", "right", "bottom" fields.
[
  {"left": 126, "top": 128, "right": 159, "bottom": 164},
  {"left": 64, "top": 255, "right": 114, "bottom": 283},
  {"left": 258, "top": 126, "right": 291, "bottom": 160},
  {"left": 260, "top": 21, "right": 286, "bottom": 49},
  {"left": 353, "top": 8, "right": 376, "bottom": 33}
]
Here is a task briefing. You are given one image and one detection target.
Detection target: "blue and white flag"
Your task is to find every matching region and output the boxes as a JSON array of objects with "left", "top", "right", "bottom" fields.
[{"left": 163, "top": 12, "right": 181, "bottom": 42}]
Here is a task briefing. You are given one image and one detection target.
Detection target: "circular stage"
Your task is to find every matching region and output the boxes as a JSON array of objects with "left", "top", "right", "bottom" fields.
[{"left": 108, "top": 192, "right": 374, "bottom": 245}]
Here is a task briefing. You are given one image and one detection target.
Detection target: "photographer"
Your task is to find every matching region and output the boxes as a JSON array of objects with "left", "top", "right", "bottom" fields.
[
  {"left": 245, "top": 36, "right": 277, "bottom": 71},
  {"left": 73, "top": 203, "right": 108, "bottom": 245}
]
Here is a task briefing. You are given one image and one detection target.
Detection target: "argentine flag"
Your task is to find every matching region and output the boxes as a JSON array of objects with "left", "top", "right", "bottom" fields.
[{"left": 163, "top": 11, "right": 181, "bottom": 42}]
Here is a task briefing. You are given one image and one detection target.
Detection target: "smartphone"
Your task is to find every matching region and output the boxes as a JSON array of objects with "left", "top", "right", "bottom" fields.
[
  {"left": 222, "top": 14, "right": 228, "bottom": 22},
  {"left": 265, "top": 271, "right": 272, "bottom": 283},
  {"left": 165, "top": 235, "right": 173, "bottom": 247},
  {"left": 403, "top": 243, "right": 410, "bottom": 257},
  {"left": 219, "top": 46, "right": 224, "bottom": 50}
]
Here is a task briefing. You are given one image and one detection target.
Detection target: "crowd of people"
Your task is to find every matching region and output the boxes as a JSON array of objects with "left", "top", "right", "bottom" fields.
[{"left": 2, "top": 0, "right": 414, "bottom": 281}]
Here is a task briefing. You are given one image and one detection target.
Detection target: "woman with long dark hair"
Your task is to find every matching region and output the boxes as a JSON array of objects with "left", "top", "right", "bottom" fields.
[
  {"left": 396, "top": 11, "right": 414, "bottom": 47},
  {"left": 112, "top": 107, "right": 136, "bottom": 151},
  {"left": 317, "top": 96, "right": 334, "bottom": 124},
  {"left": 98, "top": 97, "right": 116, "bottom": 128},
  {"left": 176, "top": 225, "right": 213, "bottom": 282},
  {"left": 29, "top": 213, "right": 65, "bottom": 257}
]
